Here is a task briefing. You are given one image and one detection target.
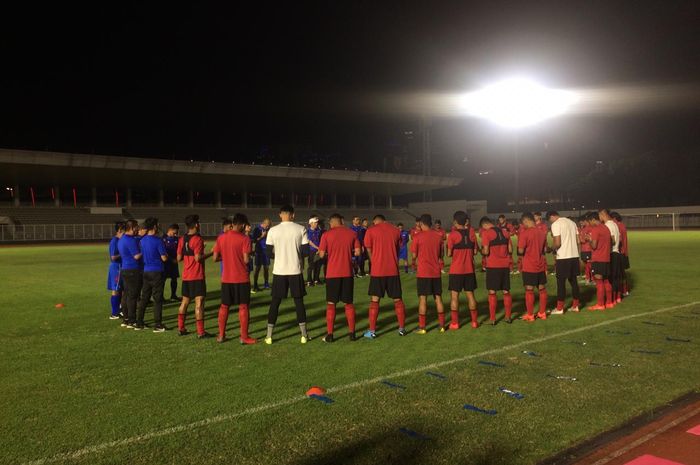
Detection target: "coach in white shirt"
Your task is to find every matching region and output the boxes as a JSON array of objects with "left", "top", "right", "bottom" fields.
[
  {"left": 264, "top": 204, "right": 310, "bottom": 345},
  {"left": 547, "top": 211, "right": 581, "bottom": 314}
]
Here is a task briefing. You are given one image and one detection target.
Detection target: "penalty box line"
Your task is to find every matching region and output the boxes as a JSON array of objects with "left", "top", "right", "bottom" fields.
[{"left": 23, "top": 300, "right": 700, "bottom": 465}]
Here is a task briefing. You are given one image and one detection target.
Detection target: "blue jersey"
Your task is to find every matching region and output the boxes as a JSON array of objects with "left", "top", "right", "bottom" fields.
[
  {"left": 109, "top": 236, "right": 121, "bottom": 264},
  {"left": 400, "top": 230, "right": 410, "bottom": 250},
  {"left": 117, "top": 234, "right": 141, "bottom": 270},
  {"left": 307, "top": 227, "right": 323, "bottom": 252},
  {"left": 163, "top": 235, "right": 178, "bottom": 259},
  {"left": 252, "top": 225, "right": 269, "bottom": 254},
  {"left": 141, "top": 235, "right": 166, "bottom": 272},
  {"left": 350, "top": 225, "right": 366, "bottom": 246},
  {"left": 107, "top": 236, "right": 122, "bottom": 291}
]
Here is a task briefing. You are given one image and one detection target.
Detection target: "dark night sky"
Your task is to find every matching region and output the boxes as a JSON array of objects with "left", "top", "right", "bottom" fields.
[{"left": 1, "top": 1, "right": 699, "bottom": 206}]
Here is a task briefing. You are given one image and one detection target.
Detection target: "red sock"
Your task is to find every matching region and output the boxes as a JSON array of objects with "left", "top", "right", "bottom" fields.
[
  {"left": 595, "top": 278, "right": 605, "bottom": 306},
  {"left": 344, "top": 304, "right": 356, "bottom": 333},
  {"left": 419, "top": 313, "right": 426, "bottom": 329},
  {"left": 488, "top": 294, "right": 497, "bottom": 321},
  {"left": 217, "top": 304, "right": 229, "bottom": 339},
  {"left": 470, "top": 309, "right": 478, "bottom": 324},
  {"left": 196, "top": 319, "right": 205, "bottom": 336},
  {"left": 585, "top": 262, "right": 592, "bottom": 281},
  {"left": 438, "top": 312, "right": 445, "bottom": 327},
  {"left": 369, "top": 301, "right": 379, "bottom": 332},
  {"left": 525, "top": 289, "right": 535, "bottom": 316},
  {"left": 239, "top": 304, "right": 250, "bottom": 339},
  {"left": 539, "top": 289, "right": 547, "bottom": 314},
  {"left": 503, "top": 293, "right": 512, "bottom": 319},
  {"left": 604, "top": 280, "right": 613, "bottom": 305},
  {"left": 556, "top": 300, "right": 564, "bottom": 310},
  {"left": 178, "top": 313, "right": 186, "bottom": 331},
  {"left": 394, "top": 299, "right": 406, "bottom": 328},
  {"left": 572, "top": 299, "right": 580, "bottom": 308},
  {"left": 326, "top": 303, "right": 336, "bottom": 334},
  {"left": 450, "top": 309, "right": 459, "bottom": 325}
]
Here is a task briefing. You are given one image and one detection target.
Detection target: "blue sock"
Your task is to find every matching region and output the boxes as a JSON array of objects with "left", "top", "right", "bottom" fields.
[{"left": 110, "top": 295, "right": 121, "bottom": 316}]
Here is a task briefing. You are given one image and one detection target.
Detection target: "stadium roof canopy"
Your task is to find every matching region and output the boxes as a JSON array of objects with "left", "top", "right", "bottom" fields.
[{"left": 0, "top": 148, "right": 461, "bottom": 198}]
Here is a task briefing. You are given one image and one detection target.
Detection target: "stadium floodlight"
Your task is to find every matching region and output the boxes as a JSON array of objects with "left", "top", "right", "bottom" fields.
[{"left": 461, "top": 78, "right": 578, "bottom": 128}]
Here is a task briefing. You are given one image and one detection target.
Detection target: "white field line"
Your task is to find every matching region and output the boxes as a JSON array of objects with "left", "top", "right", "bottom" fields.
[
  {"left": 590, "top": 406, "right": 700, "bottom": 465},
  {"left": 22, "top": 301, "right": 700, "bottom": 465}
]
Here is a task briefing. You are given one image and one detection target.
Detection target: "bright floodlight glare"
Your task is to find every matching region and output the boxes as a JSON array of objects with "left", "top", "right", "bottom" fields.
[{"left": 461, "top": 78, "right": 578, "bottom": 128}]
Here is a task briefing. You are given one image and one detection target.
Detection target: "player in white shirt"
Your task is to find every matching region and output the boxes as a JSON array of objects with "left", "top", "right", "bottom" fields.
[
  {"left": 264, "top": 205, "right": 310, "bottom": 344},
  {"left": 547, "top": 211, "right": 581, "bottom": 314}
]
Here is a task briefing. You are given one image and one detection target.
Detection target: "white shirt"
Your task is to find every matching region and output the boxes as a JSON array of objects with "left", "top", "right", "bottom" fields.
[
  {"left": 550, "top": 217, "right": 580, "bottom": 259},
  {"left": 265, "top": 221, "right": 309, "bottom": 275},
  {"left": 605, "top": 219, "right": 620, "bottom": 253}
]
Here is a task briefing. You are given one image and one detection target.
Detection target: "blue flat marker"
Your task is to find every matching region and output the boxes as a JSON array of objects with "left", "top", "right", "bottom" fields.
[
  {"left": 399, "top": 428, "right": 431, "bottom": 440},
  {"left": 381, "top": 380, "right": 406, "bottom": 390},
  {"left": 631, "top": 349, "right": 662, "bottom": 355},
  {"left": 590, "top": 362, "right": 622, "bottom": 368},
  {"left": 498, "top": 387, "right": 525, "bottom": 399},
  {"left": 478, "top": 360, "right": 505, "bottom": 368},
  {"left": 666, "top": 336, "right": 691, "bottom": 343},
  {"left": 308, "top": 394, "right": 334, "bottom": 404},
  {"left": 606, "top": 330, "right": 632, "bottom": 335},
  {"left": 463, "top": 404, "right": 498, "bottom": 415},
  {"left": 522, "top": 350, "right": 540, "bottom": 357},
  {"left": 642, "top": 321, "right": 665, "bottom": 326},
  {"left": 426, "top": 371, "right": 448, "bottom": 380}
]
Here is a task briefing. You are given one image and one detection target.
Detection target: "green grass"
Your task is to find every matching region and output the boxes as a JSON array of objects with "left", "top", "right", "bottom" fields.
[{"left": 1, "top": 231, "right": 699, "bottom": 465}]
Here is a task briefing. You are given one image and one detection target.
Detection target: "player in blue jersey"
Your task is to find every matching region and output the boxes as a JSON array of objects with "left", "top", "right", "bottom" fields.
[
  {"left": 136, "top": 217, "right": 169, "bottom": 332},
  {"left": 117, "top": 219, "right": 143, "bottom": 328},
  {"left": 397, "top": 223, "right": 411, "bottom": 273},
  {"left": 162, "top": 223, "right": 181, "bottom": 301},
  {"left": 252, "top": 218, "right": 271, "bottom": 293},
  {"left": 107, "top": 221, "right": 126, "bottom": 320}
]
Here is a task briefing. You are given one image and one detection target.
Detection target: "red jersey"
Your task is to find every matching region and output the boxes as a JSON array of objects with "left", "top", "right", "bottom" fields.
[
  {"left": 590, "top": 223, "right": 611, "bottom": 263},
  {"left": 517, "top": 227, "right": 546, "bottom": 273},
  {"left": 579, "top": 225, "right": 593, "bottom": 252},
  {"left": 615, "top": 220, "right": 629, "bottom": 256},
  {"left": 482, "top": 227, "right": 511, "bottom": 269},
  {"left": 319, "top": 226, "right": 360, "bottom": 278},
  {"left": 409, "top": 227, "right": 421, "bottom": 238},
  {"left": 434, "top": 227, "right": 447, "bottom": 241},
  {"left": 364, "top": 222, "right": 401, "bottom": 277},
  {"left": 410, "top": 229, "right": 444, "bottom": 278},
  {"left": 498, "top": 221, "right": 515, "bottom": 235},
  {"left": 178, "top": 233, "right": 205, "bottom": 281},
  {"left": 447, "top": 227, "right": 477, "bottom": 274},
  {"left": 213, "top": 231, "right": 250, "bottom": 284}
]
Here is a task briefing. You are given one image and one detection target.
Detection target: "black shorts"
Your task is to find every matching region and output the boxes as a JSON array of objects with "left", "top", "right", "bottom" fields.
[
  {"left": 368, "top": 275, "right": 402, "bottom": 299},
  {"left": 448, "top": 273, "right": 477, "bottom": 292},
  {"left": 271, "top": 274, "right": 307, "bottom": 299},
  {"left": 182, "top": 279, "right": 206, "bottom": 298},
  {"left": 522, "top": 271, "right": 547, "bottom": 287},
  {"left": 623, "top": 255, "right": 630, "bottom": 270},
  {"left": 486, "top": 268, "right": 511, "bottom": 291},
  {"left": 580, "top": 252, "right": 592, "bottom": 262},
  {"left": 221, "top": 282, "right": 251, "bottom": 306},
  {"left": 417, "top": 277, "right": 442, "bottom": 296},
  {"left": 590, "top": 262, "right": 610, "bottom": 279},
  {"left": 555, "top": 257, "right": 580, "bottom": 281},
  {"left": 326, "top": 277, "right": 354, "bottom": 304}
]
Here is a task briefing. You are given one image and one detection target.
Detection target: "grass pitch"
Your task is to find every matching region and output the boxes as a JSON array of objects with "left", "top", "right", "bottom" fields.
[{"left": 1, "top": 231, "right": 699, "bottom": 465}]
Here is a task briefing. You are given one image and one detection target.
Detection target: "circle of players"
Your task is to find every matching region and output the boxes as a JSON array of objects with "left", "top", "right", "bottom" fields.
[{"left": 107, "top": 206, "right": 630, "bottom": 344}]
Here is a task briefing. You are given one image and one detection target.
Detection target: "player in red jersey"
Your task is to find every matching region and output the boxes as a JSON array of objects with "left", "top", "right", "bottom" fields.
[
  {"left": 534, "top": 211, "right": 552, "bottom": 275},
  {"left": 578, "top": 217, "right": 593, "bottom": 285},
  {"left": 586, "top": 212, "right": 613, "bottom": 310},
  {"left": 318, "top": 213, "right": 361, "bottom": 342},
  {"left": 497, "top": 215, "right": 515, "bottom": 273},
  {"left": 611, "top": 211, "right": 630, "bottom": 298},
  {"left": 177, "top": 214, "right": 213, "bottom": 338},
  {"left": 213, "top": 213, "right": 256, "bottom": 345},
  {"left": 411, "top": 214, "right": 445, "bottom": 333},
  {"left": 517, "top": 212, "right": 548, "bottom": 322},
  {"left": 363, "top": 214, "right": 406, "bottom": 338},
  {"left": 481, "top": 216, "right": 514, "bottom": 324},
  {"left": 433, "top": 219, "right": 447, "bottom": 273},
  {"left": 447, "top": 211, "right": 479, "bottom": 329}
]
